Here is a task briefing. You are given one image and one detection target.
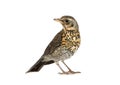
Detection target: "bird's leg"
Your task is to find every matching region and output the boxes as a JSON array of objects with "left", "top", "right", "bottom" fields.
[
  {"left": 56, "top": 62, "right": 66, "bottom": 74},
  {"left": 62, "top": 61, "right": 72, "bottom": 71},
  {"left": 62, "top": 61, "right": 81, "bottom": 74}
]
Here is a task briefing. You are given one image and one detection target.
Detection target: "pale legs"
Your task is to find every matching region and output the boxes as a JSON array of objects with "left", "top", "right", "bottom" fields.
[{"left": 56, "top": 61, "right": 80, "bottom": 74}]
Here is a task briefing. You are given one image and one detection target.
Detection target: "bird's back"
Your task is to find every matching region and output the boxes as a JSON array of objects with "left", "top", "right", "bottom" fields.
[{"left": 42, "top": 30, "right": 63, "bottom": 56}]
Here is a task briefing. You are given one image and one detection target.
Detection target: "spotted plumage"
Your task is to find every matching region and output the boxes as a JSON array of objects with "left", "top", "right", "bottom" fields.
[
  {"left": 26, "top": 16, "right": 81, "bottom": 74},
  {"left": 61, "top": 30, "right": 80, "bottom": 53}
]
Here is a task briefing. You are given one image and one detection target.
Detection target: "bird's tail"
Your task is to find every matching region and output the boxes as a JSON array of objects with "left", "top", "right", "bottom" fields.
[{"left": 26, "top": 58, "right": 45, "bottom": 73}]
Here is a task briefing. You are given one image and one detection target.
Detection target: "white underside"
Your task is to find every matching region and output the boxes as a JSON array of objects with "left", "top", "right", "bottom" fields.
[{"left": 43, "top": 46, "right": 73, "bottom": 62}]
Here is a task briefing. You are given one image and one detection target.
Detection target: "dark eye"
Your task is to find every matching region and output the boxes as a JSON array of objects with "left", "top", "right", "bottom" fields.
[{"left": 65, "top": 20, "right": 69, "bottom": 22}]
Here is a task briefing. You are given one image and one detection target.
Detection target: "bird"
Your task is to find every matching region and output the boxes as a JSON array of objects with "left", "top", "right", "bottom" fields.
[{"left": 26, "top": 15, "right": 81, "bottom": 74}]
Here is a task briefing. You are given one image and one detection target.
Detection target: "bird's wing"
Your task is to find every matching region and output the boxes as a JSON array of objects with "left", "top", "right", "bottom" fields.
[{"left": 42, "top": 30, "right": 63, "bottom": 56}]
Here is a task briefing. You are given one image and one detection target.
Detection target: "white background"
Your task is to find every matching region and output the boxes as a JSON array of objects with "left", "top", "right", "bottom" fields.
[{"left": 0, "top": 0, "right": 120, "bottom": 85}]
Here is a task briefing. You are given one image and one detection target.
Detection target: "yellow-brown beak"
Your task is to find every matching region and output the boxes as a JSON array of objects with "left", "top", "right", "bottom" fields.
[{"left": 54, "top": 18, "right": 63, "bottom": 23}]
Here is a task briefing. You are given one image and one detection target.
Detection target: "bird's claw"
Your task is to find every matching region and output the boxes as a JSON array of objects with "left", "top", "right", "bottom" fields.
[{"left": 58, "top": 71, "right": 81, "bottom": 75}]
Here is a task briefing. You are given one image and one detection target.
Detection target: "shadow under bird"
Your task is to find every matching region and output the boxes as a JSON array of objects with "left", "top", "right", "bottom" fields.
[{"left": 26, "top": 15, "right": 81, "bottom": 74}]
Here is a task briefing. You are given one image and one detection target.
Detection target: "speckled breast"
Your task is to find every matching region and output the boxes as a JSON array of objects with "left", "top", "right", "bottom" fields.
[{"left": 61, "top": 30, "right": 80, "bottom": 53}]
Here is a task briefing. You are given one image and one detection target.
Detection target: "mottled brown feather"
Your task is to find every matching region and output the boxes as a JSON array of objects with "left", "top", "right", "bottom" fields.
[{"left": 42, "top": 30, "right": 63, "bottom": 56}]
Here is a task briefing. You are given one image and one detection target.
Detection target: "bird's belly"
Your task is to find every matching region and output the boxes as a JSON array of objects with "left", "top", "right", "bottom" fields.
[{"left": 44, "top": 46, "right": 73, "bottom": 62}]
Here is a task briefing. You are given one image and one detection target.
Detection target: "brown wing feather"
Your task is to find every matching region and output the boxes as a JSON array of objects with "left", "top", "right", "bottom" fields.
[{"left": 42, "top": 30, "right": 63, "bottom": 56}]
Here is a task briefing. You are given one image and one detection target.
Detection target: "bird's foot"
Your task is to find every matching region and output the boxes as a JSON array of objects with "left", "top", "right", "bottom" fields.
[{"left": 58, "top": 70, "right": 81, "bottom": 75}]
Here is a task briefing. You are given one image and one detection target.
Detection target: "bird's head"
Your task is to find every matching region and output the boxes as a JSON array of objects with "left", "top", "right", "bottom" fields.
[{"left": 54, "top": 16, "right": 79, "bottom": 31}]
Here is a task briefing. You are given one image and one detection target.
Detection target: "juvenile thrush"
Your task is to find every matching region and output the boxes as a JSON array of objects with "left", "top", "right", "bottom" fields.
[{"left": 26, "top": 16, "right": 81, "bottom": 74}]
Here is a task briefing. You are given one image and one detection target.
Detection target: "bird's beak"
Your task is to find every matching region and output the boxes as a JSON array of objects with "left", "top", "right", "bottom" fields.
[{"left": 54, "top": 18, "right": 63, "bottom": 23}]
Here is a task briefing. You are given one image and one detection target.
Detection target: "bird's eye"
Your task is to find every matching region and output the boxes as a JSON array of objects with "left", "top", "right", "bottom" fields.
[{"left": 65, "top": 20, "right": 69, "bottom": 23}]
